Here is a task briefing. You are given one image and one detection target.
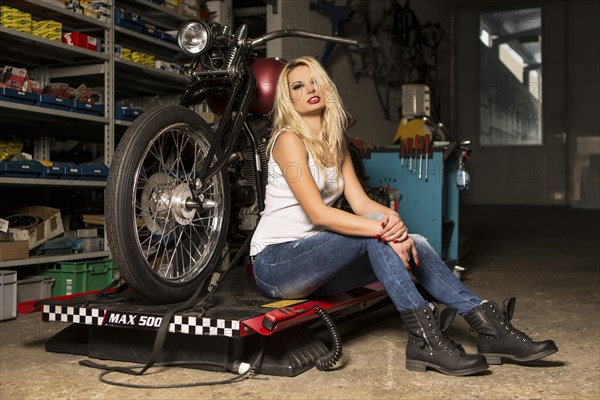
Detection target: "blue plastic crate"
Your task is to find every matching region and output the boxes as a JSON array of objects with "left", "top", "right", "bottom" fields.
[
  {"left": 71, "top": 101, "right": 104, "bottom": 116},
  {"left": 61, "top": 163, "right": 81, "bottom": 180},
  {"left": 38, "top": 95, "right": 73, "bottom": 111},
  {"left": 79, "top": 163, "right": 108, "bottom": 180},
  {"left": 115, "top": 106, "right": 143, "bottom": 121},
  {"left": 115, "top": 11, "right": 144, "bottom": 32},
  {"left": 160, "top": 31, "right": 177, "bottom": 44},
  {"left": 40, "top": 164, "right": 65, "bottom": 179},
  {"left": 142, "top": 27, "right": 163, "bottom": 38},
  {"left": 0, "top": 88, "right": 38, "bottom": 105},
  {"left": 0, "top": 160, "right": 44, "bottom": 177}
]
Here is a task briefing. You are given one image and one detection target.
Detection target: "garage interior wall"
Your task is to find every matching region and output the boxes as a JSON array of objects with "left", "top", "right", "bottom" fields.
[{"left": 266, "top": 0, "right": 599, "bottom": 207}]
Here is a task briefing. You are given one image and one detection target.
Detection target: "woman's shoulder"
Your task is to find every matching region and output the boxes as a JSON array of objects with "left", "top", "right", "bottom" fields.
[
  {"left": 273, "top": 129, "right": 304, "bottom": 148},
  {"left": 272, "top": 129, "right": 308, "bottom": 162}
]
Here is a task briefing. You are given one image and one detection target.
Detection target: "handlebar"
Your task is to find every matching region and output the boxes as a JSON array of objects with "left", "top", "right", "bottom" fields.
[{"left": 248, "top": 29, "right": 359, "bottom": 48}]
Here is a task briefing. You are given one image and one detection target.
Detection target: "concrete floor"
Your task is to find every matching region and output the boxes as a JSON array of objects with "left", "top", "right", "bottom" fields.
[{"left": 1, "top": 205, "right": 599, "bottom": 400}]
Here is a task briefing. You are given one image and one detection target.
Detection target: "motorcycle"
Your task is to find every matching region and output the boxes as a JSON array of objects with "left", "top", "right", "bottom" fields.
[{"left": 105, "top": 19, "right": 358, "bottom": 303}]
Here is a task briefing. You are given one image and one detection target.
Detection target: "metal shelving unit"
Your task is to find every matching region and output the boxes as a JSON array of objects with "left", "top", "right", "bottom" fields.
[
  {"left": 0, "top": 0, "right": 192, "bottom": 269},
  {"left": 0, "top": 177, "right": 106, "bottom": 188},
  {"left": 0, "top": 100, "right": 109, "bottom": 124},
  {"left": 0, "top": 251, "right": 111, "bottom": 268},
  {"left": 0, "top": 26, "right": 109, "bottom": 65},
  {"left": 118, "top": 0, "right": 187, "bottom": 30},
  {"left": 1, "top": 0, "right": 109, "bottom": 32}
]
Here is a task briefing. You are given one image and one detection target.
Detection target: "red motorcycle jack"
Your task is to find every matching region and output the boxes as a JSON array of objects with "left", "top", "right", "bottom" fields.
[{"left": 31, "top": 266, "right": 394, "bottom": 377}]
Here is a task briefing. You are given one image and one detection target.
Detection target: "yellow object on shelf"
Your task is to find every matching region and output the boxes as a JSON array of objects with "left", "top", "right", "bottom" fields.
[{"left": 393, "top": 117, "right": 433, "bottom": 144}]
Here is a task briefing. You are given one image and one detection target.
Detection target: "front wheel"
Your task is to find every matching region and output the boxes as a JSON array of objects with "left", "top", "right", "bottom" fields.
[{"left": 105, "top": 106, "right": 230, "bottom": 303}]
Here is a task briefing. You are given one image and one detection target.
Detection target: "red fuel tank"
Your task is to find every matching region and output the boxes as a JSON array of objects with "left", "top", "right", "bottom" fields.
[
  {"left": 248, "top": 57, "right": 286, "bottom": 115},
  {"left": 207, "top": 57, "right": 286, "bottom": 115}
]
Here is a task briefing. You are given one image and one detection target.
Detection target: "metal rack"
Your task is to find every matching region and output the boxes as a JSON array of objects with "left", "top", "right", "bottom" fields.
[{"left": 0, "top": 0, "right": 189, "bottom": 269}]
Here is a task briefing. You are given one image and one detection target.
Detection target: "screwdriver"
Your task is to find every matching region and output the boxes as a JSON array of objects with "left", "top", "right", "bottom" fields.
[
  {"left": 424, "top": 134, "right": 431, "bottom": 181},
  {"left": 400, "top": 138, "right": 405, "bottom": 167},
  {"left": 416, "top": 135, "right": 423, "bottom": 180},
  {"left": 407, "top": 137, "right": 413, "bottom": 172}
]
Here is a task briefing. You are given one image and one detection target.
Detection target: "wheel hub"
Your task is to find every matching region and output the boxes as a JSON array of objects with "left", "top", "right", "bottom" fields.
[{"left": 140, "top": 173, "right": 198, "bottom": 234}]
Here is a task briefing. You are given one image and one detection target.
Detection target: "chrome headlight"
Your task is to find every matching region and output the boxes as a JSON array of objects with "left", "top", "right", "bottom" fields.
[{"left": 177, "top": 19, "right": 212, "bottom": 56}]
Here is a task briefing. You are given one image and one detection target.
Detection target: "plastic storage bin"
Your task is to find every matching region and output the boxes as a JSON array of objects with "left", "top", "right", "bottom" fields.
[
  {"left": 38, "top": 95, "right": 74, "bottom": 110},
  {"left": 0, "top": 88, "right": 38, "bottom": 105},
  {"left": 0, "top": 270, "right": 17, "bottom": 321},
  {"left": 115, "top": 11, "right": 145, "bottom": 32},
  {"left": 36, "top": 259, "right": 116, "bottom": 297},
  {"left": 0, "top": 160, "right": 44, "bottom": 177},
  {"left": 17, "top": 275, "right": 54, "bottom": 303},
  {"left": 71, "top": 101, "right": 104, "bottom": 116},
  {"left": 79, "top": 163, "right": 109, "bottom": 180}
]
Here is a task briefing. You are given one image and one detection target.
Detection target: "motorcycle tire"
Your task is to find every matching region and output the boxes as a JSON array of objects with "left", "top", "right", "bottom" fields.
[{"left": 105, "top": 105, "right": 230, "bottom": 303}]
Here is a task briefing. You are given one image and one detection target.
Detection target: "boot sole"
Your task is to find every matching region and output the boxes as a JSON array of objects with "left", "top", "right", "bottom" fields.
[
  {"left": 406, "top": 360, "right": 489, "bottom": 376},
  {"left": 482, "top": 347, "right": 559, "bottom": 365}
]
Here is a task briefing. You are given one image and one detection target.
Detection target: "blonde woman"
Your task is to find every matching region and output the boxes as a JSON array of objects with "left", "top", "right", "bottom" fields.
[{"left": 249, "top": 56, "right": 557, "bottom": 376}]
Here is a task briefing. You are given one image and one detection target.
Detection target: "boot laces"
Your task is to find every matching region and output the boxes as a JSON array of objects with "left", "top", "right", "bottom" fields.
[
  {"left": 429, "top": 322, "right": 463, "bottom": 354},
  {"left": 489, "top": 304, "right": 532, "bottom": 342}
]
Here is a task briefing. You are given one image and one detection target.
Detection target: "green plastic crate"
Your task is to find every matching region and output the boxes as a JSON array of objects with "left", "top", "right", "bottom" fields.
[{"left": 36, "top": 259, "right": 116, "bottom": 297}]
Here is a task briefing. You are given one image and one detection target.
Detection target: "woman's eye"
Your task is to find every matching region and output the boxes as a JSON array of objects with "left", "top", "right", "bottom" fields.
[{"left": 292, "top": 83, "right": 303, "bottom": 90}]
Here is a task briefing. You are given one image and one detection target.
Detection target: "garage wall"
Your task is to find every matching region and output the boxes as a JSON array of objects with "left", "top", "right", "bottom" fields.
[
  {"left": 565, "top": 0, "right": 600, "bottom": 208},
  {"left": 266, "top": 0, "right": 454, "bottom": 146},
  {"left": 452, "top": 0, "right": 599, "bottom": 206},
  {"left": 265, "top": 0, "right": 599, "bottom": 206}
]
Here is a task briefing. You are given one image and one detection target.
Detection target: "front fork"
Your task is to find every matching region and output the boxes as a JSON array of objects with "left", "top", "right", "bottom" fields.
[{"left": 179, "top": 65, "right": 257, "bottom": 209}]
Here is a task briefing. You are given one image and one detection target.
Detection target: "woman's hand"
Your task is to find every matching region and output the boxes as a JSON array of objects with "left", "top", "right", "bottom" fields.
[
  {"left": 376, "top": 214, "right": 409, "bottom": 243},
  {"left": 389, "top": 237, "right": 420, "bottom": 271}
]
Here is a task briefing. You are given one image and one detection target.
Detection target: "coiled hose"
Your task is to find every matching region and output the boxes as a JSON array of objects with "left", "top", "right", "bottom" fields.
[{"left": 313, "top": 305, "right": 343, "bottom": 371}]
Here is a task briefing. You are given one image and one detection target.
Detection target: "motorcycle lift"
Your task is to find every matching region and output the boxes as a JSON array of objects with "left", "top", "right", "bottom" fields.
[{"left": 31, "top": 266, "right": 396, "bottom": 377}]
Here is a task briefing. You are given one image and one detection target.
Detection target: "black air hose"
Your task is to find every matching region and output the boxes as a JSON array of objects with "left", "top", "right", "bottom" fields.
[{"left": 313, "top": 305, "right": 343, "bottom": 371}]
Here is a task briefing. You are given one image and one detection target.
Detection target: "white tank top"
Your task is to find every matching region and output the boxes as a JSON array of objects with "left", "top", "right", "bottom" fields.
[{"left": 249, "top": 130, "right": 344, "bottom": 256}]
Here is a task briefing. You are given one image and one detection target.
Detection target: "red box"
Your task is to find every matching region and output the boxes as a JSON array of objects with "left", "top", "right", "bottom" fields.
[
  {"left": 41, "top": 83, "right": 71, "bottom": 98},
  {"left": 62, "top": 32, "right": 98, "bottom": 51},
  {"left": 0, "top": 65, "right": 28, "bottom": 91}
]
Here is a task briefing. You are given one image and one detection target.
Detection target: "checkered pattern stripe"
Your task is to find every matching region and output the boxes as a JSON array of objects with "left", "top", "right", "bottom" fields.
[
  {"left": 43, "top": 305, "right": 104, "bottom": 325},
  {"left": 170, "top": 315, "right": 240, "bottom": 338},
  {"left": 42, "top": 305, "right": 241, "bottom": 338}
]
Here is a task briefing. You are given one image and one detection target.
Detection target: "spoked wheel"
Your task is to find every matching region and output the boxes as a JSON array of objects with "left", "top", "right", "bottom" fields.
[{"left": 105, "top": 106, "right": 230, "bottom": 303}]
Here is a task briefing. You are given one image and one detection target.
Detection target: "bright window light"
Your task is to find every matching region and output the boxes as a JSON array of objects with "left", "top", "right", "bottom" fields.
[
  {"left": 480, "top": 29, "right": 491, "bottom": 47},
  {"left": 528, "top": 69, "right": 540, "bottom": 99},
  {"left": 499, "top": 43, "right": 524, "bottom": 82}
]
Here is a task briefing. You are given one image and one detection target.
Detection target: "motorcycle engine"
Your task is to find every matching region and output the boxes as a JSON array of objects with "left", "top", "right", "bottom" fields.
[{"left": 228, "top": 133, "right": 269, "bottom": 237}]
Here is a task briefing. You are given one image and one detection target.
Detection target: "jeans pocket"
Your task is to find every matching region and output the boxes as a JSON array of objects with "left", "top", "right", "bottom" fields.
[{"left": 254, "top": 275, "right": 286, "bottom": 299}]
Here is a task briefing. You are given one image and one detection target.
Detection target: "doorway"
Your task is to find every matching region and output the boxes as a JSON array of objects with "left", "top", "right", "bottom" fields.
[{"left": 453, "top": 3, "right": 567, "bottom": 205}]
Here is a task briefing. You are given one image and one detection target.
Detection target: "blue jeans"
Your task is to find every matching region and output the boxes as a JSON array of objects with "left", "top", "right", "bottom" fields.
[{"left": 252, "top": 217, "right": 482, "bottom": 315}]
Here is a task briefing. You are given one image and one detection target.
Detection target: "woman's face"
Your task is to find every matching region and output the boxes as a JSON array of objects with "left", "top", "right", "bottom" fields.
[{"left": 287, "top": 65, "right": 325, "bottom": 116}]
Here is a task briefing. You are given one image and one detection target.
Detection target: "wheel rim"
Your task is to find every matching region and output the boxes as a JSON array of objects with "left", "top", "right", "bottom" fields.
[{"left": 132, "top": 123, "right": 226, "bottom": 284}]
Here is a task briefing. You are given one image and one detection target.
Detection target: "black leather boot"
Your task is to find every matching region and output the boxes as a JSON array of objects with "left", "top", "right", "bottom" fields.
[
  {"left": 400, "top": 305, "right": 489, "bottom": 376},
  {"left": 464, "top": 298, "right": 558, "bottom": 365}
]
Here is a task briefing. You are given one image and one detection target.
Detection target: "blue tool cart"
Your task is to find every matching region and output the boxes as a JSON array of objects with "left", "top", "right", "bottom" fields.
[{"left": 363, "top": 146, "right": 460, "bottom": 264}]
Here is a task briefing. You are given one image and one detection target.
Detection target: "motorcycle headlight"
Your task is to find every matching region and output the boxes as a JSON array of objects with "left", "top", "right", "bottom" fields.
[{"left": 177, "top": 19, "right": 211, "bottom": 56}]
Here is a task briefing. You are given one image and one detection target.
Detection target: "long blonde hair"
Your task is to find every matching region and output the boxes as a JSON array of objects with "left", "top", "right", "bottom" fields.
[{"left": 269, "top": 56, "right": 349, "bottom": 173}]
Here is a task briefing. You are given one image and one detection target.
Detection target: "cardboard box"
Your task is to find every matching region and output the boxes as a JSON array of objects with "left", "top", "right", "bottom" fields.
[
  {"left": 33, "top": 20, "right": 62, "bottom": 42},
  {"left": 62, "top": 31, "right": 98, "bottom": 51},
  {"left": 0, "top": 8, "right": 32, "bottom": 33},
  {"left": 0, "top": 241, "right": 28, "bottom": 261},
  {"left": 8, "top": 207, "right": 64, "bottom": 250},
  {"left": 0, "top": 231, "right": 14, "bottom": 241},
  {"left": 41, "top": 82, "right": 70, "bottom": 98},
  {"left": 0, "top": 65, "right": 29, "bottom": 91}
]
